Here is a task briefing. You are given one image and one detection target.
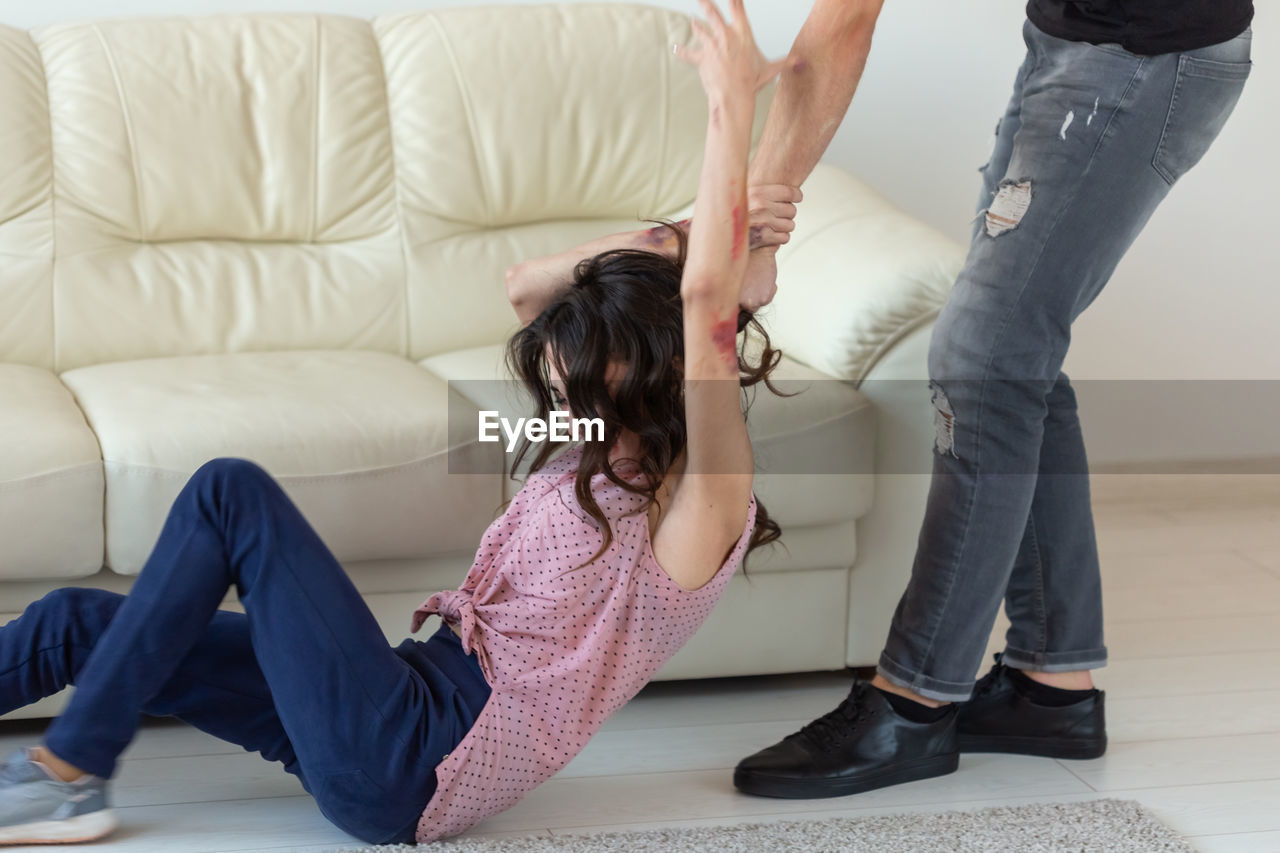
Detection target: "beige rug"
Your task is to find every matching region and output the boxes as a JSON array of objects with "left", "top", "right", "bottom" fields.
[{"left": 341, "top": 799, "right": 1192, "bottom": 852}]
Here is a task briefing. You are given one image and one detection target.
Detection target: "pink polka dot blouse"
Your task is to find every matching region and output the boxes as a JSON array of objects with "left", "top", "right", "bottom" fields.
[{"left": 409, "top": 443, "right": 757, "bottom": 841}]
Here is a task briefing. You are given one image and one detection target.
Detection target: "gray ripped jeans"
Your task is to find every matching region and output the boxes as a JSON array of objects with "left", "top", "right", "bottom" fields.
[{"left": 878, "top": 19, "right": 1252, "bottom": 702}]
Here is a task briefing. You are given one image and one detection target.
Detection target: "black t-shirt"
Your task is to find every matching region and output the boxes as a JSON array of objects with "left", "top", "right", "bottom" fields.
[{"left": 1026, "top": 0, "right": 1253, "bottom": 55}]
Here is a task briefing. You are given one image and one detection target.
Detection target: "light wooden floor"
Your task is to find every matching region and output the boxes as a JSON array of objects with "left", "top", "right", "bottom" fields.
[{"left": 3, "top": 476, "right": 1279, "bottom": 852}]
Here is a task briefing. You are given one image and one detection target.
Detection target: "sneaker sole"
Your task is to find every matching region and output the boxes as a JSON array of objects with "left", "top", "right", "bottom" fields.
[
  {"left": 958, "top": 733, "right": 1106, "bottom": 759},
  {"left": 0, "top": 809, "right": 117, "bottom": 845},
  {"left": 734, "top": 752, "right": 960, "bottom": 799}
]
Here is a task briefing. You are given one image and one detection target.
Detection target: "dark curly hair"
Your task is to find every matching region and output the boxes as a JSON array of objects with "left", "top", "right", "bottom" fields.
[{"left": 506, "top": 223, "right": 785, "bottom": 568}]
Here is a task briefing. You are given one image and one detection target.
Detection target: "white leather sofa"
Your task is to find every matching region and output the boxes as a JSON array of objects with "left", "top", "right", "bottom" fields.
[{"left": 0, "top": 4, "right": 963, "bottom": 720}]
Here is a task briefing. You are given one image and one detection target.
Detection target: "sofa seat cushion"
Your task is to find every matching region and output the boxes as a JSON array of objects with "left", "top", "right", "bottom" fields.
[
  {"left": 0, "top": 365, "right": 104, "bottom": 580},
  {"left": 60, "top": 351, "right": 503, "bottom": 575},
  {"left": 421, "top": 344, "right": 876, "bottom": 531}
]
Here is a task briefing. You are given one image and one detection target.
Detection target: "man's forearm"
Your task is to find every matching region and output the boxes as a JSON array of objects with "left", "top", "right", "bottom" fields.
[
  {"left": 734, "top": 1, "right": 883, "bottom": 312},
  {"left": 748, "top": 0, "right": 884, "bottom": 188}
]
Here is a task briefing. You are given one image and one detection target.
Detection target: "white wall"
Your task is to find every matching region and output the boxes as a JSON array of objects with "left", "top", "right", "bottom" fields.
[{"left": 5, "top": 0, "right": 1278, "bottom": 459}]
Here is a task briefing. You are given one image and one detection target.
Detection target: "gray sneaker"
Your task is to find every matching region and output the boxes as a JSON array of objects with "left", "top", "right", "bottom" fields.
[{"left": 0, "top": 748, "right": 116, "bottom": 845}]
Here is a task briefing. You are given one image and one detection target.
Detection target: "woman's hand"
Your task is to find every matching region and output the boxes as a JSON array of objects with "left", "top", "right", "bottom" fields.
[{"left": 675, "top": 0, "right": 790, "bottom": 101}]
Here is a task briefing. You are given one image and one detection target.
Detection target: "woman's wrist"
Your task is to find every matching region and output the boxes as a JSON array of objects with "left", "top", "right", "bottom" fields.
[{"left": 704, "top": 83, "right": 756, "bottom": 120}]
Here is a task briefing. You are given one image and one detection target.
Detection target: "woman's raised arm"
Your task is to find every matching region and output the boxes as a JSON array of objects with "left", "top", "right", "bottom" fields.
[
  {"left": 505, "top": 185, "right": 797, "bottom": 327},
  {"left": 653, "top": 0, "right": 787, "bottom": 589}
]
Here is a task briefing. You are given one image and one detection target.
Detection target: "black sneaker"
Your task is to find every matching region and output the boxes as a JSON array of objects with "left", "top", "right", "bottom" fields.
[
  {"left": 733, "top": 680, "right": 959, "bottom": 799},
  {"left": 957, "top": 654, "right": 1107, "bottom": 759}
]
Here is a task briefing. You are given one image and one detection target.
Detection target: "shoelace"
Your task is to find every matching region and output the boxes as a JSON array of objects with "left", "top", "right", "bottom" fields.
[
  {"left": 798, "top": 685, "right": 875, "bottom": 749},
  {"left": 971, "top": 654, "right": 1008, "bottom": 699}
]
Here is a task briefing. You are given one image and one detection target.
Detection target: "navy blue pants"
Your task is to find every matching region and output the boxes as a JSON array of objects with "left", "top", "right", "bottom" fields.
[{"left": 0, "top": 458, "right": 490, "bottom": 844}]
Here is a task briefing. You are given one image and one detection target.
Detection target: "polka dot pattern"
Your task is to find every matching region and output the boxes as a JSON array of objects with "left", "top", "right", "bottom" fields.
[{"left": 410, "top": 444, "right": 757, "bottom": 842}]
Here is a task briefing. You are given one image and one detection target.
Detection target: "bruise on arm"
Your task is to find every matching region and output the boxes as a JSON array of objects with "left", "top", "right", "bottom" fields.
[
  {"left": 644, "top": 218, "right": 771, "bottom": 256},
  {"left": 641, "top": 218, "right": 692, "bottom": 252},
  {"left": 709, "top": 317, "right": 739, "bottom": 368}
]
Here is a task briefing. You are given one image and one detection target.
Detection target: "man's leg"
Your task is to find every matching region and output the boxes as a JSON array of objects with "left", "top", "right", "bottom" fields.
[
  {"left": 736, "top": 21, "right": 1251, "bottom": 797},
  {"left": 949, "top": 374, "right": 1110, "bottom": 760},
  {"left": 992, "top": 23, "right": 1253, "bottom": 691},
  {"left": 901, "top": 36, "right": 1105, "bottom": 704},
  {"left": 1000, "top": 375, "right": 1105, "bottom": 678},
  {"left": 879, "top": 20, "right": 1250, "bottom": 703},
  {"left": 951, "top": 27, "right": 1104, "bottom": 699},
  {"left": 963, "top": 49, "right": 1106, "bottom": 690},
  {"left": 908, "top": 44, "right": 1106, "bottom": 695}
]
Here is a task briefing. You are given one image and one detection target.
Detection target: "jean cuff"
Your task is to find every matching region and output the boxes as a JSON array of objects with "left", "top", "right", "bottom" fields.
[
  {"left": 42, "top": 729, "right": 116, "bottom": 780},
  {"left": 1001, "top": 645, "right": 1108, "bottom": 673},
  {"left": 877, "top": 652, "right": 976, "bottom": 703}
]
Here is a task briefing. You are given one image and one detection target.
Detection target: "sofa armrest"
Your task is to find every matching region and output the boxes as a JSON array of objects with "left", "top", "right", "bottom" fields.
[{"left": 762, "top": 163, "right": 964, "bottom": 384}]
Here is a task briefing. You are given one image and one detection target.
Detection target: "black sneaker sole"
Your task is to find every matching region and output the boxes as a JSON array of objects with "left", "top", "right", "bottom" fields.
[
  {"left": 733, "top": 752, "right": 959, "bottom": 799},
  {"left": 958, "top": 732, "right": 1106, "bottom": 759}
]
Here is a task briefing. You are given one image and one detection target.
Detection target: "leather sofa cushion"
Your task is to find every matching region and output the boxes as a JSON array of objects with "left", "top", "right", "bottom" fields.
[
  {"left": 0, "top": 26, "right": 53, "bottom": 370},
  {"left": 373, "top": 5, "right": 764, "bottom": 361},
  {"left": 0, "top": 365, "right": 103, "bottom": 580},
  {"left": 60, "top": 350, "right": 503, "bottom": 575},
  {"left": 20, "top": 7, "right": 764, "bottom": 372},
  {"left": 32, "top": 17, "right": 405, "bottom": 371}
]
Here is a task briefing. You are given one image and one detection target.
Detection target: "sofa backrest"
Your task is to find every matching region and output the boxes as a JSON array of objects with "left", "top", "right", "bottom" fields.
[{"left": 0, "top": 5, "right": 764, "bottom": 372}]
